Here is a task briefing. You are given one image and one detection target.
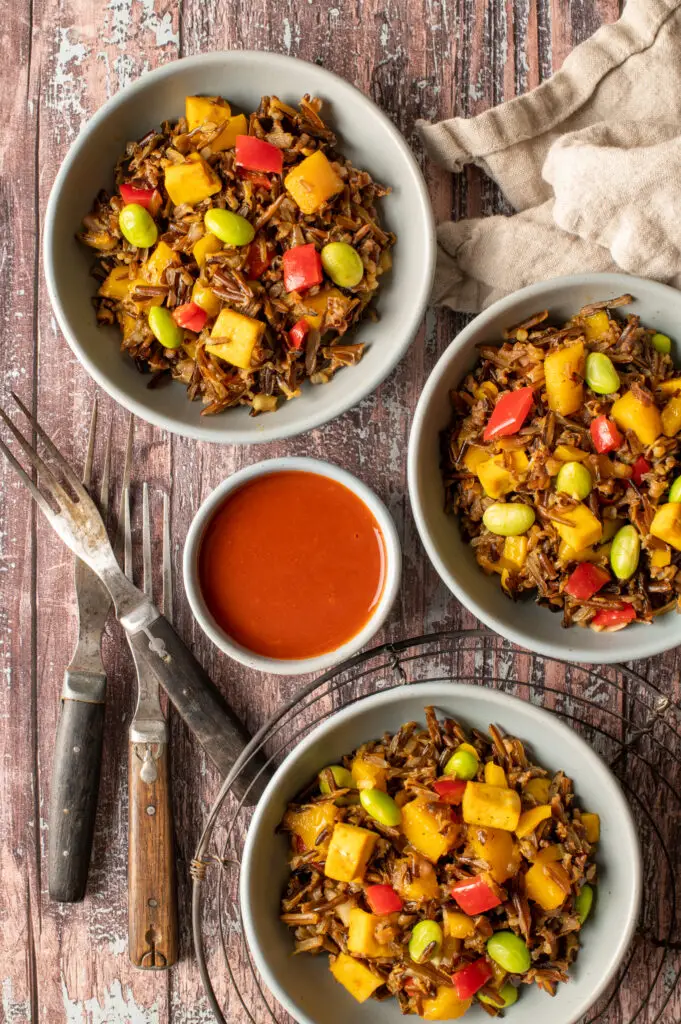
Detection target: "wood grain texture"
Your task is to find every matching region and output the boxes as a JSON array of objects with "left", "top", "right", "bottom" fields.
[{"left": 4, "top": 0, "right": 681, "bottom": 1022}]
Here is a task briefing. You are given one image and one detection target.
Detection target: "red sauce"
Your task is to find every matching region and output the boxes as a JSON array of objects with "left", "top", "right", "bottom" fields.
[{"left": 198, "top": 470, "right": 387, "bottom": 660}]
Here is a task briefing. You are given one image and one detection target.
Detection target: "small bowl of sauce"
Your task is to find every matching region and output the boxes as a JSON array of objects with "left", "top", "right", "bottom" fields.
[{"left": 183, "top": 458, "right": 401, "bottom": 674}]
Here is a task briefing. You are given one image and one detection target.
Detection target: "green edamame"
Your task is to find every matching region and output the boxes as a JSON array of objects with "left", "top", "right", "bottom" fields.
[
  {"left": 204, "top": 208, "right": 255, "bottom": 246},
  {"left": 119, "top": 203, "right": 158, "bottom": 248},
  {"left": 148, "top": 306, "right": 183, "bottom": 350},
  {"left": 483, "top": 503, "right": 536, "bottom": 537},
  {"left": 408, "top": 920, "right": 443, "bottom": 963},
  {"left": 486, "top": 931, "right": 531, "bottom": 975},
  {"left": 556, "top": 461, "right": 593, "bottom": 501},
  {"left": 652, "top": 333, "right": 672, "bottom": 355},
  {"left": 319, "top": 765, "right": 355, "bottom": 795},
  {"left": 479, "top": 983, "right": 519, "bottom": 1009},
  {"left": 585, "top": 352, "right": 620, "bottom": 395},
  {"left": 669, "top": 476, "right": 681, "bottom": 502},
  {"left": 576, "top": 884, "right": 594, "bottom": 924},
  {"left": 321, "top": 242, "right": 364, "bottom": 288},
  {"left": 359, "top": 787, "right": 402, "bottom": 827},
  {"left": 443, "top": 747, "right": 478, "bottom": 780},
  {"left": 610, "top": 524, "right": 641, "bottom": 580}
]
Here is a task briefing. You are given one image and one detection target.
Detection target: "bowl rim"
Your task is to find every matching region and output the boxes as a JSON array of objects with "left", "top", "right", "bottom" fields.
[
  {"left": 43, "top": 49, "right": 436, "bottom": 445},
  {"left": 240, "top": 680, "right": 643, "bottom": 1024},
  {"left": 408, "top": 271, "right": 681, "bottom": 664},
  {"left": 182, "top": 456, "right": 402, "bottom": 675}
]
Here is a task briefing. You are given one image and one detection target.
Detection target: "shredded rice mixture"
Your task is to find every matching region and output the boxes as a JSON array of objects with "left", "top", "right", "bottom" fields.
[
  {"left": 78, "top": 95, "right": 395, "bottom": 415},
  {"left": 279, "top": 709, "right": 596, "bottom": 1018}
]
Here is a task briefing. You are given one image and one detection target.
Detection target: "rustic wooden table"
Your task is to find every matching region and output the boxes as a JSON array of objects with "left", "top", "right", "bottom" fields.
[{"left": 4, "top": 0, "right": 681, "bottom": 1021}]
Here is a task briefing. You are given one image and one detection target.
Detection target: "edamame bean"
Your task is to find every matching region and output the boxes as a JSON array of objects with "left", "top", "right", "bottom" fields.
[
  {"left": 486, "top": 931, "right": 531, "bottom": 975},
  {"left": 443, "top": 747, "right": 478, "bottom": 780},
  {"left": 319, "top": 765, "right": 355, "bottom": 794},
  {"left": 610, "top": 524, "right": 641, "bottom": 580},
  {"left": 408, "top": 920, "right": 443, "bottom": 963},
  {"left": 205, "top": 208, "right": 255, "bottom": 246},
  {"left": 148, "top": 306, "right": 183, "bottom": 349},
  {"left": 576, "top": 884, "right": 594, "bottom": 924},
  {"left": 321, "top": 242, "right": 364, "bottom": 288},
  {"left": 585, "top": 352, "right": 620, "bottom": 395},
  {"left": 669, "top": 476, "right": 681, "bottom": 502},
  {"left": 652, "top": 333, "right": 672, "bottom": 355},
  {"left": 359, "top": 787, "right": 402, "bottom": 827},
  {"left": 479, "top": 983, "right": 520, "bottom": 1009},
  {"left": 556, "top": 461, "right": 593, "bottom": 501},
  {"left": 119, "top": 203, "right": 158, "bottom": 248},
  {"left": 483, "top": 503, "right": 536, "bottom": 537}
]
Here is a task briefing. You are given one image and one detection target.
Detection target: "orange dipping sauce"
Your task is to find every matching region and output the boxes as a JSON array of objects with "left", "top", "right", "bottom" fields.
[{"left": 198, "top": 471, "right": 387, "bottom": 660}]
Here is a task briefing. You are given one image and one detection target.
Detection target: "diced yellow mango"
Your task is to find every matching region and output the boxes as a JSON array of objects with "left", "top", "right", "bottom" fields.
[
  {"left": 515, "top": 805, "right": 553, "bottom": 839},
  {"left": 534, "top": 844, "right": 563, "bottom": 865},
  {"left": 347, "top": 908, "right": 392, "bottom": 958},
  {"left": 524, "top": 778, "right": 551, "bottom": 804},
  {"left": 463, "top": 447, "right": 490, "bottom": 473},
  {"left": 285, "top": 150, "right": 344, "bottom": 214},
  {"left": 329, "top": 952, "right": 381, "bottom": 1003},
  {"left": 662, "top": 396, "right": 681, "bottom": 437},
  {"left": 502, "top": 536, "right": 527, "bottom": 571},
  {"left": 583, "top": 311, "right": 610, "bottom": 340},
  {"left": 558, "top": 540, "right": 599, "bottom": 563},
  {"left": 525, "top": 858, "right": 571, "bottom": 911},
  {"left": 467, "top": 825, "right": 520, "bottom": 883},
  {"left": 457, "top": 743, "right": 479, "bottom": 759},
  {"left": 193, "top": 232, "right": 223, "bottom": 268},
  {"left": 394, "top": 857, "right": 440, "bottom": 901},
  {"left": 554, "top": 504, "right": 602, "bottom": 552},
  {"left": 611, "top": 390, "right": 662, "bottom": 447},
  {"left": 659, "top": 378, "right": 681, "bottom": 397},
  {"left": 351, "top": 757, "right": 388, "bottom": 791},
  {"left": 119, "top": 311, "right": 138, "bottom": 341},
  {"left": 282, "top": 802, "right": 339, "bottom": 853},
  {"left": 554, "top": 444, "right": 589, "bottom": 463},
  {"left": 213, "top": 113, "right": 248, "bottom": 152},
  {"left": 98, "top": 265, "right": 132, "bottom": 300},
  {"left": 474, "top": 380, "right": 499, "bottom": 402},
  {"left": 651, "top": 503, "right": 681, "bottom": 551},
  {"left": 207, "top": 308, "right": 265, "bottom": 370},
  {"left": 185, "top": 94, "right": 231, "bottom": 130},
  {"left": 300, "top": 286, "right": 344, "bottom": 330},
  {"left": 544, "top": 342, "right": 585, "bottom": 416},
  {"left": 141, "top": 240, "right": 180, "bottom": 285},
  {"left": 421, "top": 986, "right": 472, "bottom": 1020},
  {"left": 444, "top": 909, "right": 476, "bottom": 940},
  {"left": 192, "top": 281, "right": 222, "bottom": 318},
  {"left": 476, "top": 451, "right": 529, "bottom": 498},
  {"left": 401, "top": 799, "right": 456, "bottom": 863},
  {"left": 325, "top": 823, "right": 377, "bottom": 882},
  {"left": 252, "top": 394, "right": 278, "bottom": 414},
  {"left": 164, "top": 153, "right": 222, "bottom": 207},
  {"left": 650, "top": 543, "right": 672, "bottom": 568},
  {"left": 462, "top": 783, "right": 521, "bottom": 832},
  {"left": 484, "top": 763, "right": 507, "bottom": 788},
  {"left": 581, "top": 813, "right": 601, "bottom": 844}
]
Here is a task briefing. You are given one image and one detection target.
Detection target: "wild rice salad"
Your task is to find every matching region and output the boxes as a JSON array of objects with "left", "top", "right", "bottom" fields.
[
  {"left": 442, "top": 296, "right": 681, "bottom": 631},
  {"left": 79, "top": 93, "right": 395, "bottom": 416},
  {"left": 279, "top": 709, "right": 598, "bottom": 1018}
]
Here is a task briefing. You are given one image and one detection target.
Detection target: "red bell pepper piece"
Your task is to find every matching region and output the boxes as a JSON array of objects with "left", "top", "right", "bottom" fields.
[
  {"left": 235, "top": 135, "right": 283, "bottom": 175},
  {"left": 172, "top": 302, "right": 208, "bottom": 333},
  {"left": 120, "top": 183, "right": 156, "bottom": 209},
  {"left": 452, "top": 958, "right": 494, "bottom": 1000},
  {"left": 245, "top": 238, "right": 274, "bottom": 280},
  {"left": 565, "top": 563, "right": 610, "bottom": 601},
  {"left": 451, "top": 876, "right": 502, "bottom": 915},
  {"left": 632, "top": 456, "right": 651, "bottom": 486},
  {"left": 365, "top": 884, "right": 403, "bottom": 915},
  {"left": 289, "top": 319, "right": 310, "bottom": 350},
  {"left": 590, "top": 415, "right": 623, "bottom": 454},
  {"left": 283, "top": 244, "right": 323, "bottom": 293},
  {"left": 590, "top": 604, "right": 637, "bottom": 630},
  {"left": 433, "top": 779, "right": 467, "bottom": 805},
  {"left": 483, "top": 386, "right": 533, "bottom": 441}
]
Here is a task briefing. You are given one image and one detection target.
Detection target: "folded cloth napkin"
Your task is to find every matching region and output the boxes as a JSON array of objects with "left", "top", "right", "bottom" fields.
[{"left": 418, "top": 0, "right": 681, "bottom": 313}]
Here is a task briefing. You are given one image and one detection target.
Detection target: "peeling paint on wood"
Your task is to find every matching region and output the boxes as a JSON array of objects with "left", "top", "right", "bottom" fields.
[{"left": 3, "top": 0, "right": 678, "bottom": 1022}]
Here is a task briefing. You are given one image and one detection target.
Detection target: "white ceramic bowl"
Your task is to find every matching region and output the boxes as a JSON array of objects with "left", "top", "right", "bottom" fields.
[
  {"left": 44, "top": 51, "right": 435, "bottom": 444},
  {"left": 409, "top": 273, "right": 681, "bottom": 664},
  {"left": 240, "top": 682, "right": 642, "bottom": 1024},
  {"left": 183, "top": 457, "right": 401, "bottom": 674}
]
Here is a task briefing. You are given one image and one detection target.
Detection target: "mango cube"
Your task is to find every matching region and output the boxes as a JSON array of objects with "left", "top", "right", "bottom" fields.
[
  {"left": 401, "top": 798, "right": 455, "bottom": 863},
  {"left": 186, "top": 95, "right": 231, "bottom": 129},
  {"left": 651, "top": 503, "right": 681, "bottom": 551},
  {"left": 463, "top": 447, "right": 490, "bottom": 473},
  {"left": 282, "top": 802, "right": 338, "bottom": 853},
  {"left": 329, "top": 953, "right": 381, "bottom": 1003},
  {"left": 658, "top": 378, "right": 681, "bottom": 397},
  {"left": 524, "top": 777, "right": 551, "bottom": 804},
  {"left": 394, "top": 857, "right": 440, "bottom": 901},
  {"left": 650, "top": 542, "right": 672, "bottom": 568},
  {"left": 443, "top": 910, "right": 476, "bottom": 940},
  {"left": 554, "top": 504, "right": 602, "bottom": 552},
  {"left": 554, "top": 444, "right": 589, "bottom": 463},
  {"left": 98, "top": 265, "right": 132, "bottom": 300},
  {"left": 544, "top": 341, "right": 585, "bottom": 416},
  {"left": 476, "top": 451, "right": 529, "bottom": 498},
  {"left": 611, "top": 389, "right": 662, "bottom": 447},
  {"left": 501, "top": 536, "right": 527, "bottom": 572},
  {"left": 662, "top": 396, "right": 681, "bottom": 437},
  {"left": 581, "top": 812, "right": 601, "bottom": 843},
  {"left": 301, "top": 286, "right": 344, "bottom": 331},
  {"left": 525, "top": 857, "right": 571, "bottom": 911},
  {"left": 207, "top": 308, "right": 265, "bottom": 369},
  {"left": 467, "top": 825, "right": 520, "bottom": 883},
  {"left": 285, "top": 150, "right": 344, "bottom": 214},
  {"left": 164, "top": 153, "right": 222, "bottom": 207},
  {"left": 351, "top": 757, "right": 388, "bottom": 791},
  {"left": 462, "top": 782, "right": 521, "bottom": 832},
  {"left": 324, "top": 822, "right": 377, "bottom": 882},
  {"left": 347, "top": 908, "right": 392, "bottom": 958},
  {"left": 515, "top": 805, "right": 553, "bottom": 839},
  {"left": 141, "top": 240, "right": 180, "bottom": 285},
  {"left": 193, "top": 232, "right": 223, "bottom": 268},
  {"left": 583, "top": 311, "right": 610, "bottom": 340},
  {"left": 421, "top": 986, "right": 472, "bottom": 1021},
  {"left": 192, "top": 281, "right": 222, "bottom": 318}
]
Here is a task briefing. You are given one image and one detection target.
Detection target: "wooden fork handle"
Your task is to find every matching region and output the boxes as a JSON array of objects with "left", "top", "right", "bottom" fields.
[{"left": 128, "top": 739, "right": 178, "bottom": 969}]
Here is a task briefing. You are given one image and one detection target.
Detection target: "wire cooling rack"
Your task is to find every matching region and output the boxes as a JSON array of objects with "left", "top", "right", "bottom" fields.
[{"left": 191, "top": 629, "right": 681, "bottom": 1024}]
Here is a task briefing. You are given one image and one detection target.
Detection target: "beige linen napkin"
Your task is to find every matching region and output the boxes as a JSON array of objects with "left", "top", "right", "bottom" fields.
[{"left": 419, "top": 0, "right": 681, "bottom": 313}]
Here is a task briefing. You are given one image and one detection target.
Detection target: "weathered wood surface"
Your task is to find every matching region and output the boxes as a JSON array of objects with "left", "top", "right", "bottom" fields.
[{"left": 4, "top": 0, "right": 681, "bottom": 1021}]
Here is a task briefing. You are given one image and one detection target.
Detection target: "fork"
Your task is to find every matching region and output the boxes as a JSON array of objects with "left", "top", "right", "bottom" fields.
[
  {"left": 124, "top": 477, "right": 178, "bottom": 969},
  {"left": 0, "top": 393, "right": 268, "bottom": 803}
]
